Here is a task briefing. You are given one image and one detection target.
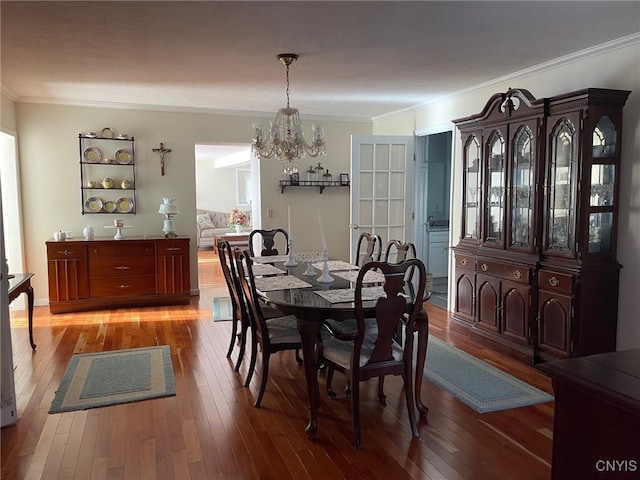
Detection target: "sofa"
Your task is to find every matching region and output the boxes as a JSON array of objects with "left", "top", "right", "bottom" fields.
[{"left": 196, "top": 209, "right": 251, "bottom": 249}]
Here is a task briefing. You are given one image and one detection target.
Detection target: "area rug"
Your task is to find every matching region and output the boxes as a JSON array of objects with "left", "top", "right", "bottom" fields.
[
  {"left": 212, "top": 296, "right": 233, "bottom": 321},
  {"left": 49, "top": 346, "right": 176, "bottom": 414},
  {"left": 424, "top": 337, "right": 553, "bottom": 413}
]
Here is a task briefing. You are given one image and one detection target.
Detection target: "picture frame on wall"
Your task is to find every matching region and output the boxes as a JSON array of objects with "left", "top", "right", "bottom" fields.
[{"left": 340, "top": 173, "right": 350, "bottom": 186}]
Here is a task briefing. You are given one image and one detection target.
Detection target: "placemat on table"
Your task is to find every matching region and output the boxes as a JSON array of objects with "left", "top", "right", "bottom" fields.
[
  {"left": 311, "top": 260, "right": 359, "bottom": 271},
  {"left": 251, "top": 264, "right": 286, "bottom": 276},
  {"left": 254, "top": 275, "right": 312, "bottom": 292},
  {"left": 332, "top": 270, "right": 386, "bottom": 284},
  {"left": 314, "top": 286, "right": 386, "bottom": 304},
  {"left": 251, "top": 254, "right": 289, "bottom": 263}
]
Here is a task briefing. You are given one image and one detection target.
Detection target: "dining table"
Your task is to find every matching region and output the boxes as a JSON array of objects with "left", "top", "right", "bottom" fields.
[
  {"left": 8, "top": 273, "right": 36, "bottom": 349},
  {"left": 251, "top": 256, "right": 430, "bottom": 440}
]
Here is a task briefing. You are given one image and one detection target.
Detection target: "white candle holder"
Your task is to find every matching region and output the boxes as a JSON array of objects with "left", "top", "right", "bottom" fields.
[
  {"left": 284, "top": 238, "right": 298, "bottom": 267},
  {"left": 317, "top": 249, "right": 334, "bottom": 283}
]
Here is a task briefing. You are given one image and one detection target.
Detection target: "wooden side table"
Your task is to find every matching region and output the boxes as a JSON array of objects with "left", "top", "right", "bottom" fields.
[
  {"left": 215, "top": 232, "right": 250, "bottom": 249},
  {"left": 8, "top": 273, "right": 35, "bottom": 349}
]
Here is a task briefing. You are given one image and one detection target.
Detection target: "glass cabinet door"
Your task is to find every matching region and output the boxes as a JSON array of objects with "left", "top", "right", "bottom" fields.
[
  {"left": 462, "top": 134, "right": 481, "bottom": 242},
  {"left": 546, "top": 118, "right": 576, "bottom": 255},
  {"left": 588, "top": 115, "right": 618, "bottom": 254},
  {"left": 484, "top": 131, "right": 505, "bottom": 246},
  {"left": 509, "top": 125, "right": 535, "bottom": 250}
]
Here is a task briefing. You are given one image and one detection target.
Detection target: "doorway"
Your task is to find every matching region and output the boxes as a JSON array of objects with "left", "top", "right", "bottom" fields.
[{"left": 416, "top": 129, "right": 453, "bottom": 310}]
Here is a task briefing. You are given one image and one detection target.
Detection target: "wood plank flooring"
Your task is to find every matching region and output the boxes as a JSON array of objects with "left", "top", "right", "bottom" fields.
[{"left": 1, "top": 250, "right": 554, "bottom": 479}]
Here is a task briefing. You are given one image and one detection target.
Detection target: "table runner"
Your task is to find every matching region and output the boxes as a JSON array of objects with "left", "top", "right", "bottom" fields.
[
  {"left": 311, "top": 260, "right": 359, "bottom": 271},
  {"left": 314, "top": 286, "right": 386, "bottom": 304},
  {"left": 254, "top": 275, "right": 312, "bottom": 292}
]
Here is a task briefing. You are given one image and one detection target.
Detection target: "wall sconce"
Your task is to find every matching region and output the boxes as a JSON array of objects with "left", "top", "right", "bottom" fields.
[{"left": 158, "top": 198, "right": 180, "bottom": 238}]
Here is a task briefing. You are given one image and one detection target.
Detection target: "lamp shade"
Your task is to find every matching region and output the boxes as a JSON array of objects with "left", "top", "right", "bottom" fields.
[{"left": 158, "top": 198, "right": 180, "bottom": 215}]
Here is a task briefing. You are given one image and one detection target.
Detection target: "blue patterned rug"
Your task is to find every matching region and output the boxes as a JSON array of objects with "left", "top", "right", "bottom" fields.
[
  {"left": 424, "top": 337, "right": 553, "bottom": 413},
  {"left": 212, "top": 296, "right": 233, "bottom": 321},
  {"left": 49, "top": 346, "right": 175, "bottom": 414}
]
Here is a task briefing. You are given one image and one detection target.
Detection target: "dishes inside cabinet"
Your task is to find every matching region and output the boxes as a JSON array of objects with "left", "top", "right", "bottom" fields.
[
  {"left": 115, "top": 149, "right": 133, "bottom": 164},
  {"left": 85, "top": 197, "right": 103, "bottom": 212},
  {"left": 104, "top": 201, "right": 117, "bottom": 213},
  {"left": 116, "top": 197, "right": 134, "bottom": 213},
  {"left": 83, "top": 147, "right": 102, "bottom": 163},
  {"left": 101, "top": 127, "right": 114, "bottom": 139}
]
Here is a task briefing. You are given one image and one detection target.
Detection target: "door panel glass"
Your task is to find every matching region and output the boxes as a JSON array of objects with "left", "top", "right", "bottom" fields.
[
  {"left": 592, "top": 116, "right": 616, "bottom": 158},
  {"left": 374, "top": 200, "right": 389, "bottom": 225},
  {"left": 511, "top": 126, "right": 534, "bottom": 247},
  {"left": 359, "top": 200, "right": 373, "bottom": 225},
  {"left": 463, "top": 135, "right": 480, "bottom": 240},
  {"left": 360, "top": 172, "right": 374, "bottom": 198},
  {"left": 390, "top": 144, "right": 406, "bottom": 170},
  {"left": 547, "top": 120, "right": 575, "bottom": 252},
  {"left": 388, "top": 226, "right": 404, "bottom": 243},
  {"left": 389, "top": 199, "right": 405, "bottom": 225},
  {"left": 590, "top": 164, "right": 615, "bottom": 206},
  {"left": 360, "top": 144, "right": 374, "bottom": 170},
  {"left": 486, "top": 132, "right": 505, "bottom": 244},
  {"left": 375, "top": 172, "right": 389, "bottom": 197},
  {"left": 390, "top": 172, "right": 405, "bottom": 197},
  {"left": 375, "top": 145, "right": 390, "bottom": 170},
  {"left": 588, "top": 212, "right": 613, "bottom": 253}
]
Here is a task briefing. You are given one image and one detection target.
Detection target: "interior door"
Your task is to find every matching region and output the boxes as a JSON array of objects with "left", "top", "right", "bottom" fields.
[{"left": 350, "top": 136, "right": 414, "bottom": 263}]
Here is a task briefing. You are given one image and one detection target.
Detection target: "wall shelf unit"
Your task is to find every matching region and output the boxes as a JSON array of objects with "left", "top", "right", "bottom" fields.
[{"left": 279, "top": 180, "right": 350, "bottom": 194}]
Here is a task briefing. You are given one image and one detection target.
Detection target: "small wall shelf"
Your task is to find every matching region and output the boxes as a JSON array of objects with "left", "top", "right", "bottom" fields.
[{"left": 279, "top": 180, "right": 350, "bottom": 194}]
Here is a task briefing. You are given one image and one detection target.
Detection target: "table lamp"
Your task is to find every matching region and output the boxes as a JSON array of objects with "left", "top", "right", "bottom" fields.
[{"left": 158, "top": 198, "right": 180, "bottom": 238}]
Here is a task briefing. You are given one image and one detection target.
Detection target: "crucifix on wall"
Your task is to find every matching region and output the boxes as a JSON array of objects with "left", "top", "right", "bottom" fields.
[{"left": 152, "top": 142, "right": 172, "bottom": 175}]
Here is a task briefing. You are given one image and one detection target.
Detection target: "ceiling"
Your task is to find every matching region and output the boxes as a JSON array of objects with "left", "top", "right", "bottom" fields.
[{"left": 2, "top": 1, "right": 639, "bottom": 122}]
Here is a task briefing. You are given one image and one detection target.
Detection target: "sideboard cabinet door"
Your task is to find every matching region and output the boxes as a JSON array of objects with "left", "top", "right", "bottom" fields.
[{"left": 156, "top": 238, "right": 191, "bottom": 295}]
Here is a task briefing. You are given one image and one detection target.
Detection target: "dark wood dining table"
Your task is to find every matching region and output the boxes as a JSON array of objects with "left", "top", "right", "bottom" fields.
[
  {"left": 254, "top": 258, "right": 430, "bottom": 440},
  {"left": 8, "top": 273, "right": 36, "bottom": 349}
]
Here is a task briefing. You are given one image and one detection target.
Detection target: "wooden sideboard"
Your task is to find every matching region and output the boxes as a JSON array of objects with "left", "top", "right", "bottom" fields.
[{"left": 46, "top": 236, "right": 190, "bottom": 313}]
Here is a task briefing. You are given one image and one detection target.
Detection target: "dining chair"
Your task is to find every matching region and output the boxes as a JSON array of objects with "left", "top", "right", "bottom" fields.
[
  {"left": 384, "top": 240, "right": 418, "bottom": 280},
  {"left": 354, "top": 232, "right": 382, "bottom": 267},
  {"left": 319, "top": 258, "right": 427, "bottom": 449},
  {"left": 235, "top": 249, "right": 302, "bottom": 407},
  {"left": 217, "top": 239, "right": 249, "bottom": 371},
  {"left": 249, "top": 228, "right": 289, "bottom": 256}
]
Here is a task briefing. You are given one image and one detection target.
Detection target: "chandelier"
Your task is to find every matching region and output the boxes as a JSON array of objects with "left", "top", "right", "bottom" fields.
[{"left": 251, "top": 53, "right": 326, "bottom": 174}]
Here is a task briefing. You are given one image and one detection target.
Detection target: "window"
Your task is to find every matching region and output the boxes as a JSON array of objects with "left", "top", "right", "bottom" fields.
[{"left": 236, "top": 168, "right": 252, "bottom": 206}]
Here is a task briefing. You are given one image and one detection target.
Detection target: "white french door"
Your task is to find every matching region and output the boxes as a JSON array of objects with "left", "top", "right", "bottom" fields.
[{"left": 350, "top": 135, "right": 415, "bottom": 263}]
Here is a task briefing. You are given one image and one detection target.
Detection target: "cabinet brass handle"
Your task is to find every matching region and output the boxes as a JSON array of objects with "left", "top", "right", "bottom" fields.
[
  {"left": 57, "top": 250, "right": 75, "bottom": 256},
  {"left": 166, "top": 247, "right": 182, "bottom": 251},
  {"left": 548, "top": 276, "right": 560, "bottom": 287},
  {"left": 481, "top": 263, "right": 489, "bottom": 272},
  {"left": 117, "top": 284, "right": 131, "bottom": 290},
  {"left": 513, "top": 270, "right": 522, "bottom": 279},
  {"left": 461, "top": 258, "right": 469, "bottom": 266},
  {"left": 114, "top": 265, "right": 131, "bottom": 270}
]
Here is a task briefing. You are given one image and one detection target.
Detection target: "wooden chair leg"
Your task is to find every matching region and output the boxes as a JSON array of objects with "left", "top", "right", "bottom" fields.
[
  {"left": 254, "top": 351, "right": 270, "bottom": 408},
  {"left": 377, "top": 376, "right": 386, "bottom": 404},
  {"left": 404, "top": 368, "right": 419, "bottom": 438},
  {"left": 326, "top": 366, "right": 337, "bottom": 398},
  {"left": 294, "top": 347, "right": 303, "bottom": 364},
  {"left": 244, "top": 330, "right": 258, "bottom": 388},
  {"left": 351, "top": 381, "right": 363, "bottom": 449},
  {"left": 234, "top": 321, "right": 249, "bottom": 371},
  {"left": 226, "top": 315, "right": 238, "bottom": 358}
]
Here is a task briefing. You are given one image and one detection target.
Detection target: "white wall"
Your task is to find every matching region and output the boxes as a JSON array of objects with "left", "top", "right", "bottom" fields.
[
  {"left": 9, "top": 102, "right": 370, "bottom": 302},
  {"left": 374, "top": 39, "right": 640, "bottom": 351},
  {"left": 195, "top": 159, "right": 239, "bottom": 213}
]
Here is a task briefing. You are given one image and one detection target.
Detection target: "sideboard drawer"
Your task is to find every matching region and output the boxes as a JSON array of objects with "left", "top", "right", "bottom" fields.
[
  {"left": 455, "top": 254, "right": 476, "bottom": 270},
  {"left": 90, "top": 275, "right": 156, "bottom": 297},
  {"left": 477, "top": 259, "right": 532, "bottom": 284},
  {"left": 88, "top": 241, "right": 155, "bottom": 258},
  {"left": 47, "top": 242, "right": 87, "bottom": 260},
  {"left": 538, "top": 270, "right": 574, "bottom": 295},
  {"left": 89, "top": 256, "right": 155, "bottom": 278},
  {"left": 157, "top": 238, "right": 190, "bottom": 256}
]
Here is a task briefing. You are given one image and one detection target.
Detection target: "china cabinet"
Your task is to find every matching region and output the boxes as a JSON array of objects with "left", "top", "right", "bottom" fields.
[
  {"left": 452, "top": 88, "right": 630, "bottom": 364},
  {"left": 79, "top": 134, "right": 136, "bottom": 215},
  {"left": 46, "top": 237, "right": 190, "bottom": 313}
]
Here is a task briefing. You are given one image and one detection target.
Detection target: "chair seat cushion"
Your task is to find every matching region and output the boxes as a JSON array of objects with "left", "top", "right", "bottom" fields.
[
  {"left": 321, "top": 324, "right": 404, "bottom": 368},
  {"left": 266, "top": 315, "right": 300, "bottom": 344}
]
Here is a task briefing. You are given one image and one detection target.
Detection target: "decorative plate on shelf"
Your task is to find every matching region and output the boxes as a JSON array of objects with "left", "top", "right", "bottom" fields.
[
  {"left": 116, "top": 197, "right": 134, "bottom": 213},
  {"left": 83, "top": 147, "right": 102, "bottom": 163},
  {"left": 116, "top": 134, "right": 129, "bottom": 140},
  {"left": 85, "top": 197, "right": 103, "bottom": 212},
  {"left": 101, "top": 127, "right": 114, "bottom": 139},
  {"left": 104, "top": 201, "right": 117, "bottom": 213},
  {"left": 84, "top": 132, "right": 97, "bottom": 138},
  {"left": 115, "top": 149, "right": 133, "bottom": 164}
]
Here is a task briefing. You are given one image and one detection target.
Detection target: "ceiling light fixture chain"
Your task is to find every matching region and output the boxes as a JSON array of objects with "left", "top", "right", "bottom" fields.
[{"left": 251, "top": 53, "right": 326, "bottom": 175}]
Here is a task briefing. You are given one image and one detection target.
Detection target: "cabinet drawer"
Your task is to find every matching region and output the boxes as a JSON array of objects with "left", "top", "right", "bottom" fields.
[
  {"left": 47, "top": 242, "right": 87, "bottom": 260},
  {"left": 90, "top": 275, "right": 156, "bottom": 297},
  {"left": 89, "top": 241, "right": 155, "bottom": 258},
  {"left": 89, "top": 256, "right": 155, "bottom": 278},
  {"left": 538, "top": 270, "right": 574, "bottom": 295},
  {"left": 455, "top": 254, "right": 476, "bottom": 270},
  {"left": 157, "top": 239, "right": 190, "bottom": 256},
  {"left": 477, "top": 259, "right": 532, "bottom": 284}
]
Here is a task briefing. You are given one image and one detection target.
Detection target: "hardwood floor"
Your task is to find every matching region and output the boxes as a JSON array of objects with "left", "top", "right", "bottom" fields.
[{"left": 1, "top": 250, "right": 554, "bottom": 479}]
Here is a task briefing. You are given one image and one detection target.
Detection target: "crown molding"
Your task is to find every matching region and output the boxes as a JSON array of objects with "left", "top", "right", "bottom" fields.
[
  {"left": 1, "top": 84, "right": 19, "bottom": 101},
  {"left": 373, "top": 33, "right": 640, "bottom": 123}
]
